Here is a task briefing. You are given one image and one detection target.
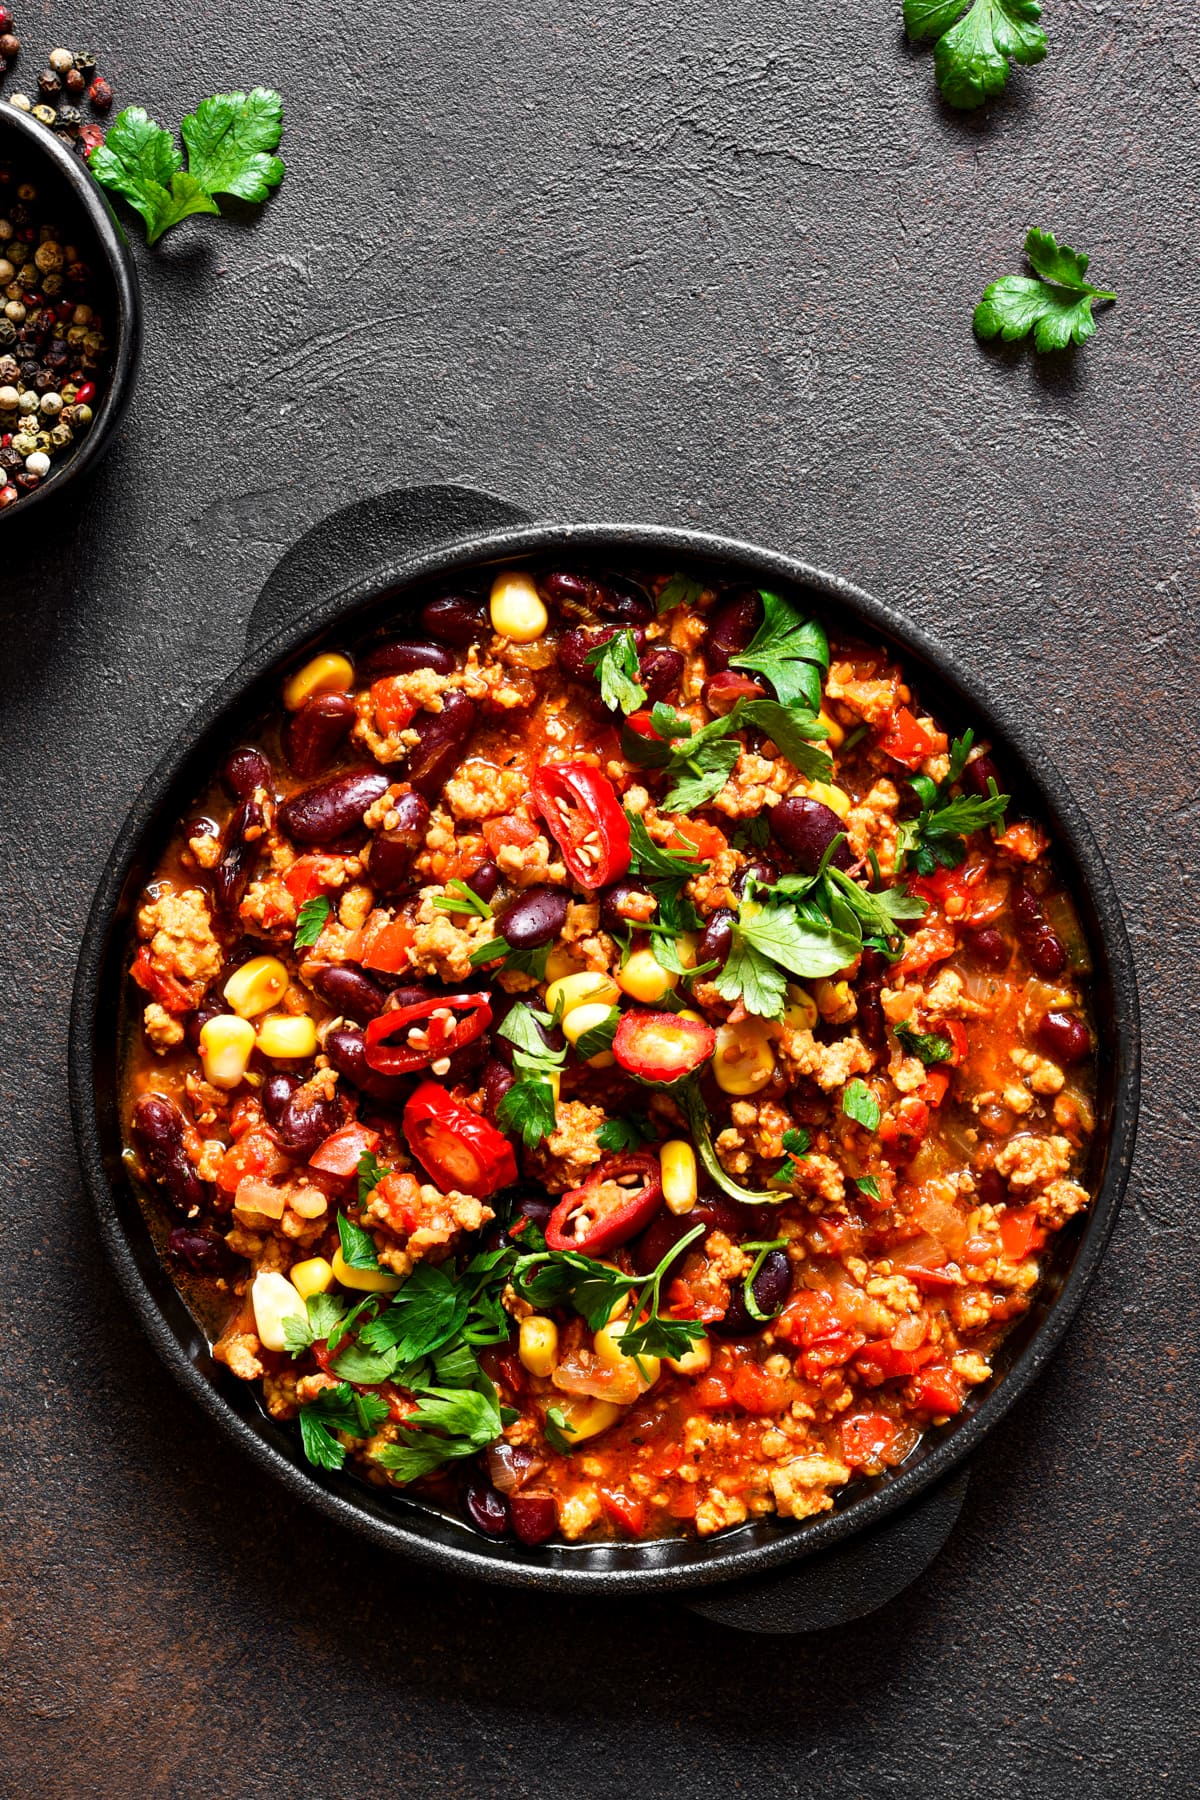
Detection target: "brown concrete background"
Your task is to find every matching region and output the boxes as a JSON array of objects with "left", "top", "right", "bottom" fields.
[{"left": 1, "top": 2, "right": 1197, "bottom": 1795}]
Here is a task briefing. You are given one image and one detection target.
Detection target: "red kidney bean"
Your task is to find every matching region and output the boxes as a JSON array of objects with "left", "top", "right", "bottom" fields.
[
  {"left": 556, "top": 622, "right": 646, "bottom": 682},
  {"left": 540, "top": 570, "right": 593, "bottom": 610},
  {"left": 276, "top": 1086, "right": 345, "bottom": 1156},
  {"left": 697, "top": 905, "right": 735, "bottom": 969},
  {"left": 975, "top": 1167, "right": 1007, "bottom": 1209},
  {"left": 469, "top": 860, "right": 500, "bottom": 903},
  {"left": 770, "top": 797, "right": 854, "bottom": 873},
  {"left": 167, "top": 1226, "right": 241, "bottom": 1277},
  {"left": 212, "top": 794, "right": 265, "bottom": 915},
  {"left": 310, "top": 963, "right": 388, "bottom": 1021},
  {"left": 1036, "top": 1010, "right": 1090, "bottom": 1065},
  {"left": 277, "top": 769, "right": 390, "bottom": 845},
  {"left": 406, "top": 692, "right": 478, "bottom": 801},
  {"left": 184, "top": 814, "right": 220, "bottom": 851},
  {"left": 380, "top": 984, "right": 437, "bottom": 1013},
  {"left": 632, "top": 1198, "right": 746, "bottom": 1278},
  {"left": 638, "top": 647, "right": 685, "bottom": 703},
  {"left": 283, "top": 691, "right": 355, "bottom": 778},
  {"left": 262, "top": 1071, "right": 300, "bottom": 1128},
  {"left": 1028, "top": 929, "right": 1067, "bottom": 978},
  {"left": 464, "top": 1481, "right": 511, "bottom": 1536},
  {"left": 599, "top": 878, "right": 654, "bottom": 934},
  {"left": 961, "top": 753, "right": 1002, "bottom": 798},
  {"left": 593, "top": 576, "right": 654, "bottom": 625},
  {"left": 702, "top": 670, "right": 766, "bottom": 716},
  {"left": 495, "top": 885, "right": 570, "bottom": 949},
  {"left": 732, "top": 856, "right": 779, "bottom": 897},
  {"left": 1010, "top": 884, "right": 1043, "bottom": 936},
  {"left": 704, "top": 591, "right": 762, "bottom": 671},
  {"left": 221, "top": 745, "right": 271, "bottom": 801},
  {"left": 367, "top": 790, "right": 431, "bottom": 892},
  {"left": 856, "top": 947, "right": 888, "bottom": 1052},
  {"left": 964, "top": 926, "right": 1010, "bottom": 970},
  {"left": 511, "top": 1191, "right": 556, "bottom": 1229},
  {"left": 481, "top": 1058, "right": 516, "bottom": 1123},
  {"left": 357, "top": 638, "right": 456, "bottom": 682},
  {"left": 419, "top": 593, "right": 488, "bottom": 646},
  {"left": 324, "top": 1025, "right": 412, "bottom": 1104},
  {"left": 713, "top": 1250, "right": 790, "bottom": 1338},
  {"left": 509, "top": 1491, "right": 557, "bottom": 1545},
  {"left": 133, "top": 1095, "right": 206, "bottom": 1215}
]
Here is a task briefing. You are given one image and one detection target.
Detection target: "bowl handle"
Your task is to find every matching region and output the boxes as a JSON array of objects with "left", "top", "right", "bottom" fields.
[
  {"left": 681, "top": 1468, "right": 969, "bottom": 1634},
  {"left": 246, "top": 483, "right": 537, "bottom": 652}
]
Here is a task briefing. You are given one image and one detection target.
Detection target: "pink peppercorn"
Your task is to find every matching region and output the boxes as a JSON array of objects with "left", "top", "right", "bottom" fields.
[{"left": 88, "top": 76, "right": 112, "bottom": 109}]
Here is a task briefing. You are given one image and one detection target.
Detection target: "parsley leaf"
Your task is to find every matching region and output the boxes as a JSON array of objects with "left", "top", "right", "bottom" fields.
[
  {"left": 92, "top": 90, "right": 284, "bottom": 245},
  {"left": 432, "top": 879, "right": 493, "bottom": 919},
  {"left": 975, "top": 228, "right": 1116, "bottom": 352},
  {"left": 716, "top": 894, "right": 860, "bottom": 1017},
  {"left": 468, "top": 934, "right": 550, "bottom": 980},
  {"left": 856, "top": 1175, "right": 882, "bottom": 1203},
  {"left": 596, "top": 1114, "right": 655, "bottom": 1152},
  {"left": 372, "top": 1383, "right": 503, "bottom": 1484},
  {"left": 357, "top": 1151, "right": 388, "bottom": 1206},
  {"left": 496, "top": 1075, "right": 559, "bottom": 1148},
  {"left": 729, "top": 591, "right": 829, "bottom": 711},
  {"left": 298, "top": 1382, "right": 391, "bottom": 1472},
  {"left": 657, "top": 572, "right": 705, "bottom": 613},
  {"left": 586, "top": 628, "right": 647, "bottom": 715},
  {"left": 282, "top": 1310, "right": 314, "bottom": 1357},
  {"left": 293, "top": 895, "right": 332, "bottom": 949},
  {"left": 773, "top": 1127, "right": 812, "bottom": 1185},
  {"left": 895, "top": 1020, "right": 954, "bottom": 1065},
  {"left": 662, "top": 735, "right": 741, "bottom": 814},
  {"left": 894, "top": 732, "right": 1009, "bottom": 874},
  {"left": 905, "top": 0, "right": 1046, "bottom": 111},
  {"left": 842, "top": 1080, "right": 881, "bottom": 1132},
  {"left": 655, "top": 696, "right": 832, "bottom": 813},
  {"left": 305, "top": 1291, "right": 347, "bottom": 1341},
  {"left": 330, "top": 1340, "right": 400, "bottom": 1386},
  {"left": 626, "top": 812, "right": 709, "bottom": 881},
  {"left": 714, "top": 932, "right": 789, "bottom": 1021},
  {"left": 337, "top": 1211, "right": 381, "bottom": 1271},
  {"left": 573, "top": 1006, "right": 621, "bottom": 1061}
]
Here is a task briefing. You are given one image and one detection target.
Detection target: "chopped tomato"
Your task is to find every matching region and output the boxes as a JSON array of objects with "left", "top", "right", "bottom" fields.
[
  {"left": 800, "top": 1332, "right": 865, "bottom": 1382},
  {"left": 775, "top": 1288, "right": 841, "bottom": 1348},
  {"left": 371, "top": 674, "right": 420, "bottom": 736},
  {"left": 730, "top": 1361, "right": 790, "bottom": 1415},
  {"left": 308, "top": 1122, "right": 380, "bottom": 1178},
  {"left": 854, "top": 1340, "right": 933, "bottom": 1384},
  {"left": 482, "top": 813, "right": 539, "bottom": 855},
  {"left": 693, "top": 1371, "right": 735, "bottom": 1410},
  {"left": 215, "top": 1131, "right": 289, "bottom": 1194},
  {"left": 840, "top": 1410, "right": 898, "bottom": 1468},
  {"left": 531, "top": 762, "right": 631, "bottom": 889},
  {"left": 878, "top": 706, "right": 943, "bottom": 770},
  {"left": 918, "top": 1068, "right": 952, "bottom": 1109},
  {"left": 359, "top": 917, "right": 415, "bottom": 973},
  {"left": 665, "top": 1277, "right": 725, "bottom": 1324},
  {"left": 600, "top": 1487, "right": 647, "bottom": 1536},
  {"left": 879, "top": 1096, "right": 931, "bottom": 1161},
  {"left": 284, "top": 855, "right": 344, "bottom": 904},
  {"left": 669, "top": 817, "right": 728, "bottom": 863},
  {"left": 910, "top": 1363, "right": 964, "bottom": 1416},
  {"left": 129, "top": 945, "right": 199, "bottom": 1015},
  {"left": 668, "top": 1486, "right": 698, "bottom": 1519},
  {"left": 371, "top": 1171, "right": 420, "bottom": 1235},
  {"left": 999, "top": 1205, "right": 1046, "bottom": 1261}
]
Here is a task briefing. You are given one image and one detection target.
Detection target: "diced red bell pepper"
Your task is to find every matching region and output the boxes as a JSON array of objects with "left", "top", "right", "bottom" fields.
[
  {"left": 359, "top": 918, "right": 416, "bottom": 973},
  {"left": 284, "top": 854, "right": 345, "bottom": 905},
  {"left": 910, "top": 1362, "right": 964, "bottom": 1415},
  {"left": 999, "top": 1205, "right": 1046, "bottom": 1261},
  {"left": 918, "top": 1068, "right": 953, "bottom": 1110},
  {"left": 877, "top": 706, "right": 943, "bottom": 770},
  {"left": 130, "top": 945, "right": 200, "bottom": 1015},
  {"left": 600, "top": 1487, "right": 647, "bottom": 1537},
  {"left": 371, "top": 675, "right": 420, "bottom": 737},
  {"left": 215, "top": 1131, "right": 289, "bottom": 1194},
  {"left": 309, "top": 1122, "right": 381, "bottom": 1178}
]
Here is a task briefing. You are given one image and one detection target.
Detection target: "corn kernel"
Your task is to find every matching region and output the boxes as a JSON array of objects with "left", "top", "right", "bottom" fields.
[
  {"left": 549, "top": 1395, "right": 623, "bottom": 1444},
  {"left": 815, "top": 978, "right": 854, "bottom": 1022},
  {"left": 282, "top": 652, "right": 355, "bottom": 712},
  {"left": 199, "top": 1014, "right": 256, "bottom": 1090},
  {"left": 817, "top": 707, "right": 845, "bottom": 748},
  {"left": 676, "top": 1008, "right": 705, "bottom": 1025},
  {"left": 713, "top": 1018, "right": 776, "bottom": 1095},
  {"left": 807, "top": 779, "right": 852, "bottom": 821},
  {"left": 617, "top": 947, "right": 679, "bottom": 1005},
  {"left": 675, "top": 932, "right": 701, "bottom": 970},
  {"left": 594, "top": 1319, "right": 661, "bottom": 1391},
  {"left": 544, "top": 945, "right": 580, "bottom": 983},
  {"left": 519, "top": 1314, "right": 559, "bottom": 1378},
  {"left": 667, "top": 1337, "right": 712, "bottom": 1377},
  {"left": 290, "top": 1256, "right": 334, "bottom": 1298},
  {"left": 546, "top": 970, "right": 621, "bottom": 1020},
  {"left": 783, "top": 984, "right": 818, "bottom": 1031},
  {"left": 660, "top": 1138, "right": 698, "bottom": 1215},
  {"left": 250, "top": 1270, "right": 307, "bottom": 1352},
  {"left": 224, "top": 955, "right": 290, "bottom": 1019},
  {"left": 255, "top": 1012, "right": 319, "bottom": 1059},
  {"left": 489, "top": 570, "right": 548, "bottom": 643},
  {"left": 331, "top": 1247, "right": 404, "bottom": 1293}
]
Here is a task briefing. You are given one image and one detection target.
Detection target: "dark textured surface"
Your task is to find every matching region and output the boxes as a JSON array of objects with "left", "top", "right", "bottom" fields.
[{"left": 1, "top": 2, "right": 1197, "bottom": 1795}]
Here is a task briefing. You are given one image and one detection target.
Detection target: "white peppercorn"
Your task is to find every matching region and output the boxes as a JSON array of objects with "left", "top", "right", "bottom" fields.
[
  {"left": 25, "top": 450, "right": 50, "bottom": 477},
  {"left": 7, "top": 93, "right": 31, "bottom": 112},
  {"left": 4, "top": 300, "right": 25, "bottom": 323},
  {"left": 39, "top": 390, "right": 62, "bottom": 415},
  {"left": 0, "top": 384, "right": 17, "bottom": 408},
  {"left": 48, "top": 48, "right": 74, "bottom": 72}
]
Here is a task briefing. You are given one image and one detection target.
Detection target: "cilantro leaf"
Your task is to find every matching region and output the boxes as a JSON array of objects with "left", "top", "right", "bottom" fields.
[
  {"left": 730, "top": 591, "right": 829, "bottom": 711},
  {"left": 90, "top": 110, "right": 220, "bottom": 243},
  {"left": 975, "top": 228, "right": 1116, "bottom": 352},
  {"left": 282, "top": 1310, "right": 314, "bottom": 1357},
  {"left": 597, "top": 1114, "right": 654, "bottom": 1152},
  {"left": 357, "top": 1151, "right": 388, "bottom": 1206},
  {"left": 298, "top": 1410, "right": 345, "bottom": 1471},
  {"left": 432, "top": 878, "right": 493, "bottom": 919},
  {"left": 733, "top": 896, "right": 860, "bottom": 985},
  {"left": 293, "top": 895, "right": 332, "bottom": 949},
  {"left": 657, "top": 572, "right": 705, "bottom": 613},
  {"left": 856, "top": 1175, "right": 882, "bottom": 1203},
  {"left": 905, "top": 0, "right": 1047, "bottom": 111},
  {"left": 337, "top": 1212, "right": 381, "bottom": 1271},
  {"left": 305, "top": 1291, "right": 347, "bottom": 1341},
  {"left": 843, "top": 1080, "right": 881, "bottom": 1132},
  {"left": 496, "top": 1074, "right": 559, "bottom": 1147},
  {"left": 895, "top": 1020, "right": 954, "bottom": 1065},
  {"left": 586, "top": 628, "right": 647, "bottom": 715},
  {"left": 179, "top": 87, "right": 285, "bottom": 202}
]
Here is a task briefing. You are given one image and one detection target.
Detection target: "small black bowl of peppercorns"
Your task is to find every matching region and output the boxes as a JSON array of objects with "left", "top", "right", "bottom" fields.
[{"left": 0, "top": 97, "right": 139, "bottom": 514}]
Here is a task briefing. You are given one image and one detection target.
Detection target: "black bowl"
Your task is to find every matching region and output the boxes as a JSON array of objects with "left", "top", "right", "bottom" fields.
[
  {"left": 69, "top": 506, "right": 1140, "bottom": 1597},
  {"left": 0, "top": 104, "right": 140, "bottom": 515}
]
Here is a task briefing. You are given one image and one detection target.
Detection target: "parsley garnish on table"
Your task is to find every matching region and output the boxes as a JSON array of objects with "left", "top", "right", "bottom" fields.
[
  {"left": 91, "top": 88, "right": 285, "bottom": 243},
  {"left": 904, "top": 0, "right": 1046, "bottom": 111},
  {"left": 975, "top": 228, "right": 1117, "bottom": 352},
  {"left": 894, "top": 731, "right": 1008, "bottom": 873}
]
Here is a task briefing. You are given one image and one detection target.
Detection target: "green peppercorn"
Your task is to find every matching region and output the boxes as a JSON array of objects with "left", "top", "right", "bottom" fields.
[{"left": 31, "top": 104, "right": 56, "bottom": 127}]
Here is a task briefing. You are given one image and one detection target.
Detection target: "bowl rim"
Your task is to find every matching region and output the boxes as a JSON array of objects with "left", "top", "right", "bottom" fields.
[
  {"left": 0, "top": 105, "right": 141, "bottom": 516},
  {"left": 69, "top": 519, "right": 1141, "bottom": 1594}
]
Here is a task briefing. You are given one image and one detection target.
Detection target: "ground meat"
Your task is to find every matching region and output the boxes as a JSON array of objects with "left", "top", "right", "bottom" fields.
[
  {"left": 769, "top": 1454, "right": 851, "bottom": 1520},
  {"left": 368, "top": 1181, "right": 492, "bottom": 1275},
  {"left": 557, "top": 1488, "right": 603, "bottom": 1539},
  {"left": 1032, "top": 1178, "right": 1090, "bottom": 1227},
  {"left": 779, "top": 1027, "right": 873, "bottom": 1092},
  {"left": 924, "top": 968, "right": 993, "bottom": 1019},
  {"left": 143, "top": 1002, "right": 185, "bottom": 1052},
  {"left": 529, "top": 1099, "right": 606, "bottom": 1191},
  {"left": 1011, "top": 1046, "right": 1066, "bottom": 1094},
  {"left": 408, "top": 889, "right": 493, "bottom": 980},
  {"left": 993, "top": 1133, "right": 1073, "bottom": 1192},
  {"left": 214, "top": 1331, "right": 263, "bottom": 1382},
  {"left": 443, "top": 759, "right": 530, "bottom": 821},
  {"left": 137, "top": 886, "right": 223, "bottom": 988},
  {"left": 496, "top": 833, "right": 567, "bottom": 887},
  {"left": 824, "top": 661, "right": 900, "bottom": 724},
  {"left": 845, "top": 779, "right": 900, "bottom": 871},
  {"left": 353, "top": 670, "right": 449, "bottom": 763}
]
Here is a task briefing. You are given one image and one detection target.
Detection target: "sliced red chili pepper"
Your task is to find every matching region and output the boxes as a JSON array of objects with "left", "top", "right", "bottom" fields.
[
  {"left": 402, "top": 1080, "right": 518, "bottom": 1198},
  {"left": 531, "top": 762, "right": 631, "bottom": 889},
  {"left": 611, "top": 1010, "right": 716, "bottom": 1084},
  {"left": 364, "top": 993, "right": 492, "bottom": 1074},
  {"left": 545, "top": 1150, "right": 663, "bottom": 1254}
]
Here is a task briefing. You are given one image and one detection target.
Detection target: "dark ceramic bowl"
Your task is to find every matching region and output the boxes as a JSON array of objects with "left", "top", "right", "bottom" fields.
[
  {"left": 69, "top": 492, "right": 1140, "bottom": 1600},
  {"left": 0, "top": 104, "right": 140, "bottom": 515}
]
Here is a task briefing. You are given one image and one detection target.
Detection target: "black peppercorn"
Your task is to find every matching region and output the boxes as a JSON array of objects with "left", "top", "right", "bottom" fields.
[
  {"left": 44, "top": 342, "right": 68, "bottom": 368},
  {"left": 74, "top": 49, "right": 96, "bottom": 77},
  {"left": 57, "top": 105, "right": 82, "bottom": 129},
  {"left": 0, "top": 321, "right": 15, "bottom": 346},
  {"left": 37, "top": 69, "right": 60, "bottom": 97},
  {"left": 18, "top": 358, "right": 37, "bottom": 381},
  {"left": 0, "top": 446, "right": 19, "bottom": 470}
]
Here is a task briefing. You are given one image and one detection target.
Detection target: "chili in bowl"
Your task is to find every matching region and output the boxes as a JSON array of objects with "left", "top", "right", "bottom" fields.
[{"left": 115, "top": 558, "right": 1107, "bottom": 1550}]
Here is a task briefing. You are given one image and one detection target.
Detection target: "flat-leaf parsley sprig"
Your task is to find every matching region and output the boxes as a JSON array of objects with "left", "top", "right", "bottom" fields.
[
  {"left": 975, "top": 228, "right": 1117, "bottom": 353},
  {"left": 904, "top": 0, "right": 1047, "bottom": 112}
]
